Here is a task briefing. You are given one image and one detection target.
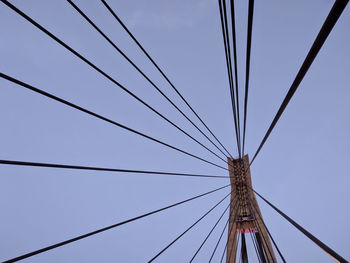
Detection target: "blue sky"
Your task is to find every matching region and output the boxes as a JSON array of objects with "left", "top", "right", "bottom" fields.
[{"left": 0, "top": 0, "right": 349, "bottom": 262}]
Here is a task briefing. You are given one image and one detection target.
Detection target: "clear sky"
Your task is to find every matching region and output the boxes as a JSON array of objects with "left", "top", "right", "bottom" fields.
[{"left": 0, "top": 0, "right": 349, "bottom": 262}]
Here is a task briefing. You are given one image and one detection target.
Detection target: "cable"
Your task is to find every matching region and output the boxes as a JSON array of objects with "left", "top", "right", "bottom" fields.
[
  {"left": 100, "top": 0, "right": 233, "bottom": 158},
  {"left": 0, "top": 0, "right": 231, "bottom": 168},
  {"left": 208, "top": 200, "right": 239, "bottom": 262},
  {"left": 248, "top": 194, "right": 286, "bottom": 262},
  {"left": 189, "top": 196, "right": 237, "bottom": 262},
  {"left": 218, "top": 0, "right": 241, "bottom": 157},
  {"left": 2, "top": 184, "right": 230, "bottom": 263},
  {"left": 67, "top": 0, "right": 229, "bottom": 161},
  {"left": 147, "top": 190, "right": 232, "bottom": 262},
  {"left": 208, "top": 208, "right": 229, "bottom": 262},
  {"left": 222, "top": 0, "right": 241, "bottom": 156},
  {"left": 250, "top": 0, "right": 349, "bottom": 165},
  {"left": 250, "top": 232, "right": 263, "bottom": 263},
  {"left": 219, "top": 199, "right": 241, "bottom": 263},
  {"left": 0, "top": 159, "right": 228, "bottom": 179},
  {"left": 251, "top": 187, "right": 349, "bottom": 263},
  {"left": 242, "top": 0, "right": 254, "bottom": 156},
  {"left": 0, "top": 72, "right": 228, "bottom": 171},
  {"left": 246, "top": 196, "right": 274, "bottom": 262},
  {"left": 230, "top": 0, "right": 241, "bottom": 151}
]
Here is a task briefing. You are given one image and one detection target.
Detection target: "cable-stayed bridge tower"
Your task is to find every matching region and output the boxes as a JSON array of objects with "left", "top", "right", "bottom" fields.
[{"left": 226, "top": 155, "right": 276, "bottom": 262}]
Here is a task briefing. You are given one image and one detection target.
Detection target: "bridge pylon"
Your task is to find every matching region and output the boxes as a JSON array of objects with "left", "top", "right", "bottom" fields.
[{"left": 226, "top": 155, "right": 276, "bottom": 263}]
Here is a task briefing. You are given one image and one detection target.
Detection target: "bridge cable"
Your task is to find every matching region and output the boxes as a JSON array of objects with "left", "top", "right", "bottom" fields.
[
  {"left": 250, "top": 0, "right": 349, "bottom": 166},
  {"left": 2, "top": 184, "right": 230, "bottom": 263},
  {"left": 147, "top": 190, "right": 232, "bottom": 262},
  {"left": 249, "top": 232, "right": 263, "bottom": 263},
  {"left": 222, "top": 0, "right": 242, "bottom": 156},
  {"left": 230, "top": 0, "right": 241, "bottom": 152},
  {"left": 242, "top": 0, "right": 254, "bottom": 156},
  {"left": 0, "top": 72, "right": 228, "bottom": 171},
  {"left": 1, "top": 0, "right": 232, "bottom": 167},
  {"left": 219, "top": 199, "right": 241, "bottom": 263},
  {"left": 189, "top": 197, "right": 238, "bottom": 262},
  {"left": 208, "top": 203, "right": 235, "bottom": 262},
  {"left": 67, "top": 0, "right": 229, "bottom": 160},
  {"left": 247, "top": 194, "right": 286, "bottom": 262},
  {"left": 100, "top": 0, "right": 233, "bottom": 158},
  {"left": 251, "top": 186, "right": 349, "bottom": 263},
  {"left": 0, "top": 160, "right": 228, "bottom": 179},
  {"left": 218, "top": 0, "right": 241, "bottom": 157}
]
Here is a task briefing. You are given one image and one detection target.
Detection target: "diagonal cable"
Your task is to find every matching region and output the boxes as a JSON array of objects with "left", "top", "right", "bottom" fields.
[
  {"left": 189, "top": 196, "right": 238, "bottom": 262},
  {"left": 100, "top": 0, "right": 233, "bottom": 158},
  {"left": 247, "top": 194, "right": 286, "bottom": 262},
  {"left": 250, "top": 0, "right": 349, "bottom": 165},
  {"left": 242, "top": 0, "right": 255, "bottom": 156},
  {"left": 67, "top": 0, "right": 229, "bottom": 160},
  {"left": 218, "top": 0, "right": 241, "bottom": 157},
  {"left": 230, "top": 0, "right": 241, "bottom": 150},
  {"left": 0, "top": 160, "right": 228, "bottom": 179},
  {"left": 147, "top": 190, "right": 232, "bottom": 262},
  {"left": 250, "top": 185, "right": 348, "bottom": 263},
  {"left": 0, "top": 72, "right": 228, "bottom": 171},
  {"left": 2, "top": 184, "right": 230, "bottom": 263},
  {"left": 0, "top": 0, "right": 229, "bottom": 167}
]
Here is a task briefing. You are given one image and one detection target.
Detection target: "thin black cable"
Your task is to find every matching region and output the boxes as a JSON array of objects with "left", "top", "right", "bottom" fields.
[
  {"left": 245, "top": 194, "right": 271, "bottom": 262},
  {"left": 251, "top": 186, "right": 349, "bottom": 263},
  {"left": 242, "top": 0, "right": 254, "bottom": 156},
  {"left": 67, "top": 0, "right": 229, "bottom": 161},
  {"left": 0, "top": 160, "right": 228, "bottom": 179},
  {"left": 208, "top": 208, "right": 229, "bottom": 262},
  {"left": 2, "top": 184, "right": 230, "bottom": 263},
  {"left": 218, "top": 0, "right": 241, "bottom": 157},
  {"left": 249, "top": 232, "right": 262, "bottom": 263},
  {"left": 100, "top": 0, "right": 233, "bottom": 158},
  {"left": 189, "top": 197, "right": 237, "bottom": 262},
  {"left": 147, "top": 190, "right": 232, "bottom": 262},
  {"left": 247, "top": 194, "right": 275, "bottom": 262},
  {"left": 208, "top": 200, "right": 239, "bottom": 262},
  {"left": 0, "top": 0, "right": 232, "bottom": 168},
  {"left": 0, "top": 72, "right": 228, "bottom": 171},
  {"left": 248, "top": 194, "right": 286, "bottom": 263},
  {"left": 230, "top": 0, "right": 241, "bottom": 150},
  {"left": 219, "top": 199, "right": 241, "bottom": 263},
  {"left": 250, "top": 0, "right": 349, "bottom": 165},
  {"left": 222, "top": 0, "right": 241, "bottom": 157},
  {"left": 248, "top": 203, "right": 274, "bottom": 262},
  {"left": 240, "top": 233, "right": 248, "bottom": 263}
]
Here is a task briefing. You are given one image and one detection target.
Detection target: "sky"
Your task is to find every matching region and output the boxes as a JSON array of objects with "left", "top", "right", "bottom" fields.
[{"left": 0, "top": 0, "right": 349, "bottom": 262}]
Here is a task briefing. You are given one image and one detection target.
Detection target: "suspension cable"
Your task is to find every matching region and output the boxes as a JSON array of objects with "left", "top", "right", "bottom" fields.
[
  {"left": 2, "top": 184, "right": 230, "bottom": 263},
  {"left": 67, "top": 0, "right": 229, "bottom": 160},
  {"left": 251, "top": 186, "right": 349, "bottom": 263},
  {"left": 100, "top": 0, "right": 233, "bottom": 158},
  {"left": 247, "top": 194, "right": 286, "bottom": 262},
  {"left": 218, "top": 0, "right": 241, "bottom": 157},
  {"left": 147, "top": 190, "right": 232, "bottom": 262},
  {"left": 0, "top": 72, "right": 228, "bottom": 171},
  {"left": 208, "top": 204, "right": 232, "bottom": 262},
  {"left": 0, "top": 160, "right": 228, "bottom": 179},
  {"left": 230, "top": 0, "right": 241, "bottom": 151},
  {"left": 0, "top": 0, "right": 230, "bottom": 166},
  {"left": 242, "top": 0, "right": 255, "bottom": 156},
  {"left": 250, "top": 0, "right": 349, "bottom": 165},
  {"left": 189, "top": 197, "right": 237, "bottom": 262},
  {"left": 222, "top": 0, "right": 241, "bottom": 156}
]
